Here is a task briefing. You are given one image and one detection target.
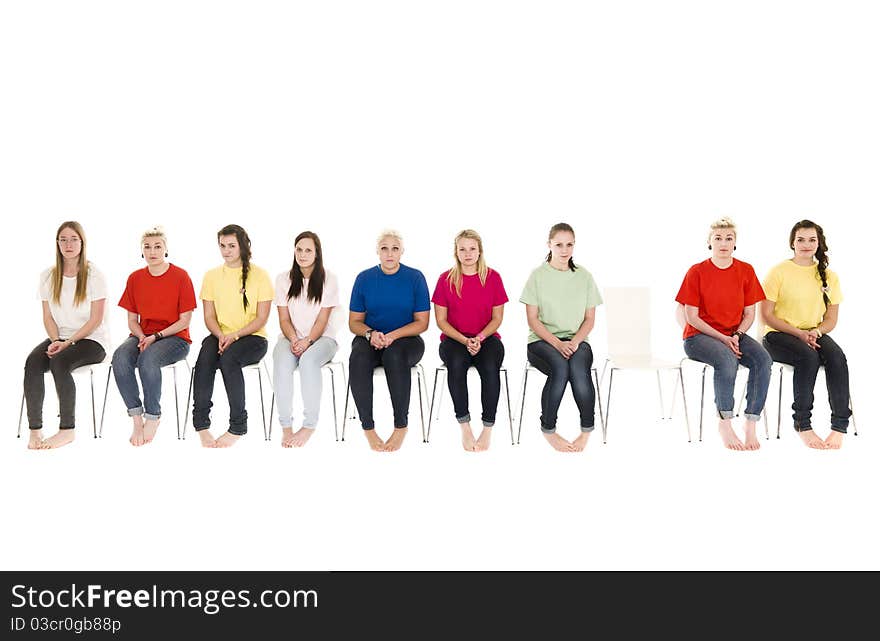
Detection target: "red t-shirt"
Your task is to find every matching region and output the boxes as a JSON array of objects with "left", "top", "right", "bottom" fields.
[
  {"left": 675, "top": 258, "right": 765, "bottom": 339},
  {"left": 431, "top": 269, "right": 508, "bottom": 340},
  {"left": 118, "top": 264, "right": 198, "bottom": 342}
]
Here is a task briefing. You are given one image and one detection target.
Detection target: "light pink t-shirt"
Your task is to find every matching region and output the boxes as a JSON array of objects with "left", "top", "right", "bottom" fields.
[
  {"left": 431, "top": 269, "right": 508, "bottom": 340},
  {"left": 274, "top": 270, "right": 340, "bottom": 340}
]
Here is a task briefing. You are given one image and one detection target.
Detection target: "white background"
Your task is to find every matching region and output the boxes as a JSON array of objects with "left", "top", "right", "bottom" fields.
[{"left": 1, "top": 1, "right": 877, "bottom": 570}]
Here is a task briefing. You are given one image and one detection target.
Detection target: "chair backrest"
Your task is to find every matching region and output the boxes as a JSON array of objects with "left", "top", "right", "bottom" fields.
[{"left": 603, "top": 286, "right": 652, "bottom": 359}]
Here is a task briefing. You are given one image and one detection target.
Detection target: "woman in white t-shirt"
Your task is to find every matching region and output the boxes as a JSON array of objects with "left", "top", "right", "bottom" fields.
[
  {"left": 24, "top": 221, "right": 108, "bottom": 449},
  {"left": 272, "top": 231, "right": 340, "bottom": 447}
]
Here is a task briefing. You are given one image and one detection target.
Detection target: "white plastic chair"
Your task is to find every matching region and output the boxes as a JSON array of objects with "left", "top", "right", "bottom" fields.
[
  {"left": 426, "top": 365, "right": 514, "bottom": 445},
  {"left": 341, "top": 364, "right": 429, "bottom": 443},
  {"left": 17, "top": 353, "right": 113, "bottom": 440},
  {"left": 97, "top": 356, "right": 192, "bottom": 440},
  {"left": 516, "top": 363, "right": 604, "bottom": 445},
  {"left": 181, "top": 356, "right": 273, "bottom": 441},
  {"left": 600, "top": 287, "right": 691, "bottom": 443},
  {"left": 268, "top": 360, "right": 348, "bottom": 442}
]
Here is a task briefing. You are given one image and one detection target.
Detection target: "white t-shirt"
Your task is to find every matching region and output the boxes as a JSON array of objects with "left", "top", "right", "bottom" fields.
[
  {"left": 273, "top": 269, "right": 341, "bottom": 340},
  {"left": 38, "top": 263, "right": 109, "bottom": 352}
]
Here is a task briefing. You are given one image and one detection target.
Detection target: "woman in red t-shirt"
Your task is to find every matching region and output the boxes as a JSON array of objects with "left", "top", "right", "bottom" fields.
[
  {"left": 111, "top": 226, "right": 197, "bottom": 446},
  {"left": 431, "top": 229, "right": 508, "bottom": 452},
  {"left": 675, "top": 217, "right": 772, "bottom": 451}
]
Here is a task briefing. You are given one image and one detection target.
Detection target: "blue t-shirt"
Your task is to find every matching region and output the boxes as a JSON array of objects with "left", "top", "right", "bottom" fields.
[{"left": 349, "top": 264, "right": 431, "bottom": 334}]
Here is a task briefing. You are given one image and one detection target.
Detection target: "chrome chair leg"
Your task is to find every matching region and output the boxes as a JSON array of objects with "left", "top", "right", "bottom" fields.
[
  {"left": 516, "top": 366, "right": 530, "bottom": 445},
  {"left": 603, "top": 368, "right": 614, "bottom": 444},
  {"left": 416, "top": 365, "right": 427, "bottom": 443},
  {"left": 99, "top": 365, "right": 112, "bottom": 438},
  {"left": 427, "top": 367, "right": 441, "bottom": 442},
  {"left": 502, "top": 368, "right": 514, "bottom": 445},
  {"left": 699, "top": 365, "right": 707, "bottom": 442},
  {"left": 656, "top": 370, "right": 665, "bottom": 419},
  {"left": 592, "top": 367, "right": 604, "bottom": 436},
  {"left": 329, "top": 366, "right": 339, "bottom": 442},
  {"left": 776, "top": 365, "right": 784, "bottom": 439},
  {"left": 676, "top": 367, "right": 692, "bottom": 442},
  {"left": 17, "top": 392, "right": 25, "bottom": 438},
  {"left": 182, "top": 368, "right": 194, "bottom": 440},
  {"left": 90, "top": 368, "right": 97, "bottom": 439},
  {"left": 257, "top": 368, "right": 267, "bottom": 441}
]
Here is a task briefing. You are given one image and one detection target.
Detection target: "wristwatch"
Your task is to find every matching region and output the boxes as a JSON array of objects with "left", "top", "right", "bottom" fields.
[
  {"left": 364, "top": 329, "right": 373, "bottom": 342},
  {"left": 733, "top": 331, "right": 745, "bottom": 339}
]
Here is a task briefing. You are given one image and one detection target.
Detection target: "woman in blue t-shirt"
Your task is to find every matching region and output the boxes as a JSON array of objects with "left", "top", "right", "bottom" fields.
[{"left": 348, "top": 229, "right": 430, "bottom": 452}]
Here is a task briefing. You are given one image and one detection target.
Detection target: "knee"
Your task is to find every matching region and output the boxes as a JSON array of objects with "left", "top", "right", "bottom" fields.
[{"left": 136, "top": 353, "right": 163, "bottom": 377}]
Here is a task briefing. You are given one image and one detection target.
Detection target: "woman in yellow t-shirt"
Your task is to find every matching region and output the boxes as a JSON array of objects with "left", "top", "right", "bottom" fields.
[
  {"left": 192, "top": 224, "right": 274, "bottom": 448},
  {"left": 760, "top": 220, "right": 851, "bottom": 449}
]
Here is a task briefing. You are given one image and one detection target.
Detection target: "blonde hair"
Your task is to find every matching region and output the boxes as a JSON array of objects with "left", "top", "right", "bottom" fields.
[
  {"left": 50, "top": 221, "right": 89, "bottom": 306},
  {"left": 376, "top": 229, "right": 404, "bottom": 251},
  {"left": 141, "top": 225, "right": 168, "bottom": 250},
  {"left": 446, "top": 229, "right": 488, "bottom": 297},
  {"left": 708, "top": 216, "right": 737, "bottom": 242}
]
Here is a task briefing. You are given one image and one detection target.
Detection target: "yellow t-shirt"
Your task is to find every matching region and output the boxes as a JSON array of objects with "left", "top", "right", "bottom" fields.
[
  {"left": 200, "top": 264, "right": 274, "bottom": 337},
  {"left": 762, "top": 260, "right": 842, "bottom": 334}
]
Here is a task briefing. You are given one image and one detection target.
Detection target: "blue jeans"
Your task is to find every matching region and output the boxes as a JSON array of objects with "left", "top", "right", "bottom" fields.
[
  {"left": 192, "top": 334, "right": 268, "bottom": 436},
  {"left": 526, "top": 340, "right": 595, "bottom": 433},
  {"left": 763, "top": 332, "right": 851, "bottom": 433},
  {"left": 111, "top": 335, "right": 190, "bottom": 420},
  {"left": 683, "top": 333, "right": 772, "bottom": 421}
]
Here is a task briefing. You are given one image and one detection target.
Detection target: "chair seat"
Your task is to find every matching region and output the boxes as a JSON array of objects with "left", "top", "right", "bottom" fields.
[{"left": 606, "top": 355, "right": 682, "bottom": 370}]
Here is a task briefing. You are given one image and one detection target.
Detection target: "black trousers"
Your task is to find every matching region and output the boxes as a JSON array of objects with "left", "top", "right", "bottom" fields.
[{"left": 438, "top": 336, "right": 504, "bottom": 426}]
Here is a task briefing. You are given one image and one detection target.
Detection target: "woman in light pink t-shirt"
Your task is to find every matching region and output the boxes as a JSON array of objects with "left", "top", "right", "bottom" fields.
[
  {"left": 272, "top": 231, "right": 340, "bottom": 448},
  {"left": 431, "top": 229, "right": 508, "bottom": 452}
]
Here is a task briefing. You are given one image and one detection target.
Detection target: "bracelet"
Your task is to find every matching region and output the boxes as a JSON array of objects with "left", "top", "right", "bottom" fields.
[{"left": 152, "top": 332, "right": 163, "bottom": 341}]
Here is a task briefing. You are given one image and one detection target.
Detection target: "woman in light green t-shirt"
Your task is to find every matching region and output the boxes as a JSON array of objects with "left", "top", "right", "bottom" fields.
[
  {"left": 760, "top": 219, "right": 851, "bottom": 449},
  {"left": 519, "top": 222, "right": 602, "bottom": 453}
]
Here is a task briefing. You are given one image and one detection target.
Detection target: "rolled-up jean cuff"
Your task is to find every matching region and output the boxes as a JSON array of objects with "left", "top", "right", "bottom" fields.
[
  {"left": 127, "top": 406, "right": 144, "bottom": 417},
  {"left": 482, "top": 421, "right": 494, "bottom": 428},
  {"left": 143, "top": 413, "right": 160, "bottom": 421},
  {"left": 540, "top": 427, "right": 556, "bottom": 434},
  {"left": 744, "top": 412, "right": 761, "bottom": 422},
  {"left": 831, "top": 426, "right": 848, "bottom": 434},
  {"left": 361, "top": 424, "right": 375, "bottom": 431},
  {"left": 581, "top": 425, "right": 594, "bottom": 432},
  {"left": 717, "top": 410, "right": 735, "bottom": 419},
  {"left": 228, "top": 427, "right": 247, "bottom": 436},
  {"left": 456, "top": 414, "right": 471, "bottom": 424}
]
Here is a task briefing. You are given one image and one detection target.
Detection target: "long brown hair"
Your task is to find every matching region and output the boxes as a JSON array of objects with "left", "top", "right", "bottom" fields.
[
  {"left": 50, "top": 221, "right": 89, "bottom": 306},
  {"left": 446, "top": 229, "right": 488, "bottom": 297},
  {"left": 217, "top": 224, "right": 253, "bottom": 311},
  {"left": 789, "top": 219, "right": 830, "bottom": 307},
  {"left": 287, "top": 231, "right": 326, "bottom": 304}
]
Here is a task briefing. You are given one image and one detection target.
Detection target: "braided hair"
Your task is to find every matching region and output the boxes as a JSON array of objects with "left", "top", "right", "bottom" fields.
[
  {"left": 218, "top": 224, "right": 253, "bottom": 311},
  {"left": 287, "top": 231, "right": 326, "bottom": 304},
  {"left": 545, "top": 222, "right": 577, "bottom": 272},
  {"left": 789, "top": 219, "right": 830, "bottom": 307}
]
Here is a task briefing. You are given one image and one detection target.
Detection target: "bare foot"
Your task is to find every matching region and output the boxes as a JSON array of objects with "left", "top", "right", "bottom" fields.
[
  {"left": 798, "top": 430, "right": 827, "bottom": 450},
  {"left": 718, "top": 419, "right": 745, "bottom": 451},
  {"left": 39, "top": 430, "right": 75, "bottom": 449},
  {"left": 460, "top": 422, "right": 476, "bottom": 451},
  {"left": 143, "top": 418, "right": 160, "bottom": 444},
  {"left": 824, "top": 431, "right": 844, "bottom": 450},
  {"left": 281, "top": 427, "right": 296, "bottom": 448},
  {"left": 364, "top": 429, "right": 385, "bottom": 452},
  {"left": 571, "top": 431, "right": 591, "bottom": 452},
  {"left": 198, "top": 429, "right": 217, "bottom": 448},
  {"left": 474, "top": 426, "right": 492, "bottom": 452},
  {"left": 290, "top": 427, "right": 315, "bottom": 447},
  {"left": 130, "top": 415, "right": 145, "bottom": 447},
  {"left": 743, "top": 420, "right": 761, "bottom": 451},
  {"left": 28, "top": 430, "right": 44, "bottom": 450},
  {"left": 214, "top": 432, "right": 241, "bottom": 448},
  {"left": 543, "top": 432, "right": 574, "bottom": 452},
  {"left": 384, "top": 427, "right": 408, "bottom": 452}
]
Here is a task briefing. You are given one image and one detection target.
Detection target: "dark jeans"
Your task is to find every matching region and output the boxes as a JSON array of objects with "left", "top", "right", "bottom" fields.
[
  {"left": 23, "top": 338, "right": 106, "bottom": 430},
  {"left": 683, "top": 332, "right": 772, "bottom": 420},
  {"left": 439, "top": 336, "right": 504, "bottom": 426},
  {"left": 349, "top": 335, "right": 425, "bottom": 430},
  {"left": 763, "top": 332, "right": 851, "bottom": 433},
  {"left": 192, "top": 334, "right": 267, "bottom": 436},
  {"left": 526, "top": 339, "right": 595, "bottom": 433}
]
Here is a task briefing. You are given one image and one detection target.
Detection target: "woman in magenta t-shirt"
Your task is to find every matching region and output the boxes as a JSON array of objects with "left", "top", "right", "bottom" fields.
[
  {"left": 111, "top": 226, "right": 197, "bottom": 446},
  {"left": 431, "top": 229, "right": 508, "bottom": 452},
  {"left": 675, "top": 217, "right": 772, "bottom": 451}
]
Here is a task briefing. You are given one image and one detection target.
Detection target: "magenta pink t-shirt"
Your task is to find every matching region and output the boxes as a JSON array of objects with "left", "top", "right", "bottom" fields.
[{"left": 431, "top": 269, "right": 509, "bottom": 340}]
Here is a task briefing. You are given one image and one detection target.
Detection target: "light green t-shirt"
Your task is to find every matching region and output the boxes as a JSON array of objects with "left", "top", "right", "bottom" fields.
[
  {"left": 762, "top": 259, "right": 842, "bottom": 335},
  {"left": 519, "top": 262, "right": 603, "bottom": 343}
]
